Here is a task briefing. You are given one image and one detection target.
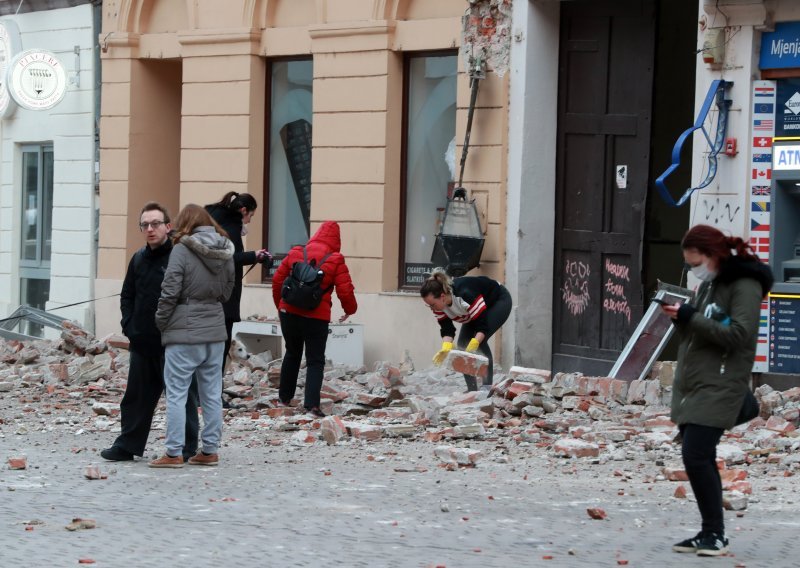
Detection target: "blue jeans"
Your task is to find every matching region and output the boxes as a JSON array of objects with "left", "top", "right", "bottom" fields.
[{"left": 164, "top": 343, "right": 224, "bottom": 457}]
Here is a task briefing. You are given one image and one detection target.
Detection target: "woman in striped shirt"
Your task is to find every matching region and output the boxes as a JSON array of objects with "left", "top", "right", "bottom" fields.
[{"left": 420, "top": 268, "right": 512, "bottom": 391}]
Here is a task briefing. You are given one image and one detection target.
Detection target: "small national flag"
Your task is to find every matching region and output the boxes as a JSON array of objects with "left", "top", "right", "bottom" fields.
[
  {"left": 752, "top": 168, "right": 772, "bottom": 180},
  {"left": 754, "top": 136, "right": 772, "bottom": 148},
  {"left": 755, "top": 86, "right": 775, "bottom": 97},
  {"left": 752, "top": 201, "right": 771, "bottom": 212},
  {"left": 755, "top": 102, "right": 774, "bottom": 114},
  {"left": 754, "top": 119, "right": 774, "bottom": 130},
  {"left": 753, "top": 153, "right": 771, "bottom": 162},
  {"left": 752, "top": 185, "right": 771, "bottom": 195},
  {"left": 751, "top": 219, "right": 770, "bottom": 232}
]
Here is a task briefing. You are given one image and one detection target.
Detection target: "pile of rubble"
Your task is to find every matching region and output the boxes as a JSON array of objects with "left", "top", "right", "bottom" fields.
[{"left": 2, "top": 325, "right": 799, "bottom": 510}]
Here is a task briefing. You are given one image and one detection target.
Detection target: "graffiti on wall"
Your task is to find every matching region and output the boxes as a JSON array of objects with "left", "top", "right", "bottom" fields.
[
  {"left": 562, "top": 258, "right": 591, "bottom": 316},
  {"left": 602, "top": 258, "right": 632, "bottom": 324}
]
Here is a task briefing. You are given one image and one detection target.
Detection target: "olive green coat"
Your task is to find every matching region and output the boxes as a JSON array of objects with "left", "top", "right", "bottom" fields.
[{"left": 670, "top": 257, "right": 772, "bottom": 430}]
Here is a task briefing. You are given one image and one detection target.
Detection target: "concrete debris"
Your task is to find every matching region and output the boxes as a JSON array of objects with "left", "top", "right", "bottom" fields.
[{"left": 1, "top": 335, "right": 799, "bottom": 520}]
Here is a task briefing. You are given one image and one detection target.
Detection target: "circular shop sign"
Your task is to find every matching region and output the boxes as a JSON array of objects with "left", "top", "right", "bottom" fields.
[
  {"left": 9, "top": 49, "right": 67, "bottom": 111},
  {"left": 0, "top": 19, "right": 22, "bottom": 118}
]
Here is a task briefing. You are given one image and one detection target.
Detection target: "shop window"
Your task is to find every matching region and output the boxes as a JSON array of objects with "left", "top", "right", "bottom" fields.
[
  {"left": 19, "top": 144, "right": 54, "bottom": 335},
  {"left": 265, "top": 58, "right": 313, "bottom": 273},
  {"left": 400, "top": 53, "right": 457, "bottom": 288}
]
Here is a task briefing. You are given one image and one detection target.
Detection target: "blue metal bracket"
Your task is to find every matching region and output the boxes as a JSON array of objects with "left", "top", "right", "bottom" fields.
[{"left": 654, "top": 80, "right": 733, "bottom": 207}]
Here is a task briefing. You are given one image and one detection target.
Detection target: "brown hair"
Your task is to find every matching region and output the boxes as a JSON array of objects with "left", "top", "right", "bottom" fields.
[
  {"left": 140, "top": 201, "right": 170, "bottom": 224},
  {"left": 420, "top": 267, "right": 453, "bottom": 298},
  {"left": 681, "top": 224, "right": 759, "bottom": 262},
  {"left": 171, "top": 203, "right": 229, "bottom": 244}
]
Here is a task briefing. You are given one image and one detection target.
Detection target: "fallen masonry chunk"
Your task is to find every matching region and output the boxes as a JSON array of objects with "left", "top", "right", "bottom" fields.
[
  {"left": 553, "top": 438, "right": 600, "bottom": 458},
  {"left": 434, "top": 445, "right": 482, "bottom": 466},
  {"left": 443, "top": 350, "right": 488, "bottom": 379},
  {"left": 723, "top": 490, "right": 748, "bottom": 511},
  {"left": 508, "top": 365, "right": 551, "bottom": 383},
  {"left": 320, "top": 416, "right": 348, "bottom": 445},
  {"left": 65, "top": 518, "right": 96, "bottom": 531},
  {"left": 586, "top": 507, "right": 607, "bottom": 520},
  {"left": 349, "top": 424, "right": 383, "bottom": 441},
  {"left": 83, "top": 465, "right": 107, "bottom": 480},
  {"left": 290, "top": 430, "right": 318, "bottom": 445},
  {"left": 91, "top": 402, "right": 119, "bottom": 416},
  {"left": 662, "top": 467, "right": 689, "bottom": 482},
  {"left": 8, "top": 456, "right": 27, "bottom": 470}
]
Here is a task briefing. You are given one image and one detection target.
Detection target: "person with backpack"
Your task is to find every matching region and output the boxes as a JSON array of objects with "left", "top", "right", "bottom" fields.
[
  {"left": 100, "top": 202, "right": 199, "bottom": 462},
  {"left": 205, "top": 192, "right": 271, "bottom": 407},
  {"left": 271, "top": 220, "right": 357, "bottom": 417}
]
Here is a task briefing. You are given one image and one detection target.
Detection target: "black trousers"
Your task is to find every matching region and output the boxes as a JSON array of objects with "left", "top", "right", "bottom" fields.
[
  {"left": 456, "top": 287, "right": 513, "bottom": 390},
  {"left": 278, "top": 311, "right": 329, "bottom": 409},
  {"left": 113, "top": 348, "right": 199, "bottom": 458},
  {"left": 680, "top": 423, "right": 725, "bottom": 535}
]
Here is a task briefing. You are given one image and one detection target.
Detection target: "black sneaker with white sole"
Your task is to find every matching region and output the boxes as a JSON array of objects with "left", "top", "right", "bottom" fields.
[
  {"left": 696, "top": 532, "right": 729, "bottom": 556},
  {"left": 672, "top": 532, "right": 705, "bottom": 553}
]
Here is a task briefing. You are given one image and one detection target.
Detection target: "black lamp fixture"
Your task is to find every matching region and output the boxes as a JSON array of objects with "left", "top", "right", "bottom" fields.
[
  {"left": 430, "top": 47, "right": 486, "bottom": 277},
  {"left": 431, "top": 187, "right": 485, "bottom": 276}
]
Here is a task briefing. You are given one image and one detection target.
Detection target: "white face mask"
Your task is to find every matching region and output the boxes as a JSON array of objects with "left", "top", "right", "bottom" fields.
[{"left": 691, "top": 262, "right": 716, "bottom": 282}]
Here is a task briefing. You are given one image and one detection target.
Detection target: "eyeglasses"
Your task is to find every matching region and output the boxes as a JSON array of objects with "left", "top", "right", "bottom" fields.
[{"left": 139, "top": 221, "right": 165, "bottom": 231}]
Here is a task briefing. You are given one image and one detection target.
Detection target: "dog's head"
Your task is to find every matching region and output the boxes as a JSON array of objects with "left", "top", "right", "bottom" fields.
[{"left": 229, "top": 339, "right": 251, "bottom": 361}]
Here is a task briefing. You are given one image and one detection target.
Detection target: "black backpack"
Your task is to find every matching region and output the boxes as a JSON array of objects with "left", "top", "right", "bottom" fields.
[{"left": 280, "top": 246, "right": 333, "bottom": 310}]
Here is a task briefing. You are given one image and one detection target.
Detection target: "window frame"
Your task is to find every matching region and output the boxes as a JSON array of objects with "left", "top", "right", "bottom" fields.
[
  {"left": 19, "top": 143, "right": 54, "bottom": 281},
  {"left": 262, "top": 55, "right": 314, "bottom": 282},
  {"left": 398, "top": 49, "right": 459, "bottom": 291}
]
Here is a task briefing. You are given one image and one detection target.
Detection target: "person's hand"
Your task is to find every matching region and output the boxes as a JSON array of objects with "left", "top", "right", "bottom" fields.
[
  {"left": 432, "top": 341, "right": 453, "bottom": 366},
  {"left": 256, "top": 249, "right": 271, "bottom": 262},
  {"left": 466, "top": 338, "right": 481, "bottom": 353},
  {"left": 338, "top": 314, "right": 349, "bottom": 323},
  {"left": 661, "top": 302, "right": 680, "bottom": 320}
]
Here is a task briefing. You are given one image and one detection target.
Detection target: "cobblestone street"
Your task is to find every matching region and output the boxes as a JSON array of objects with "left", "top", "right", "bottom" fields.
[{"left": 3, "top": 423, "right": 799, "bottom": 567}]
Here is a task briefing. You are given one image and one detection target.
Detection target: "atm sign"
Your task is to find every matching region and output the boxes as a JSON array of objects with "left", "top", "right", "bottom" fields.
[{"left": 774, "top": 144, "right": 800, "bottom": 170}]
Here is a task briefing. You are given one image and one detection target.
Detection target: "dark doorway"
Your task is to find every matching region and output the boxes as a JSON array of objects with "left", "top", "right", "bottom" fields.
[
  {"left": 552, "top": 0, "right": 696, "bottom": 375},
  {"left": 643, "top": 0, "right": 697, "bottom": 360}
]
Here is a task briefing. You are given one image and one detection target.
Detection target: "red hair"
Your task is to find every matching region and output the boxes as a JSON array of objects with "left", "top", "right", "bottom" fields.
[{"left": 681, "top": 224, "right": 758, "bottom": 262}]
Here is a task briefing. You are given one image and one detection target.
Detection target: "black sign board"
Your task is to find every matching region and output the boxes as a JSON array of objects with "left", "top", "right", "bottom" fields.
[
  {"left": 769, "top": 294, "right": 800, "bottom": 374},
  {"left": 404, "top": 262, "right": 433, "bottom": 287},
  {"left": 776, "top": 78, "right": 800, "bottom": 136}
]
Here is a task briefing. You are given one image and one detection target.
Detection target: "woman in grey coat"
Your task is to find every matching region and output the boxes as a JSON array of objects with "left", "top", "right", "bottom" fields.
[
  {"left": 660, "top": 224, "right": 773, "bottom": 557},
  {"left": 150, "top": 204, "right": 235, "bottom": 468}
]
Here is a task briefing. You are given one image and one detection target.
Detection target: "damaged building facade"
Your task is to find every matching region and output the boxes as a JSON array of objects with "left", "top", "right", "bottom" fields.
[{"left": 1, "top": 0, "right": 796, "bottom": 379}]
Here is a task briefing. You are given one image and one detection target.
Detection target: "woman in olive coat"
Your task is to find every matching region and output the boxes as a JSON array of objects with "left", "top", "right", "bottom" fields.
[{"left": 660, "top": 224, "right": 772, "bottom": 557}]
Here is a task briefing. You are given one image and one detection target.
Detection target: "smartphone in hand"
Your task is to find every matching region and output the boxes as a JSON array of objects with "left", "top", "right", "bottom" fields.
[{"left": 651, "top": 298, "right": 670, "bottom": 306}]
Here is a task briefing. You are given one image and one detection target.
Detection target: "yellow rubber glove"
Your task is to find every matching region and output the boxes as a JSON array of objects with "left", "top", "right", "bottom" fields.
[
  {"left": 466, "top": 338, "right": 481, "bottom": 353},
  {"left": 432, "top": 341, "right": 453, "bottom": 366}
]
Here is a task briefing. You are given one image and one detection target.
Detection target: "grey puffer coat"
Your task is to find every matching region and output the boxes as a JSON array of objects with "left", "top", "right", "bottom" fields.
[
  {"left": 670, "top": 256, "right": 773, "bottom": 430},
  {"left": 155, "top": 227, "right": 235, "bottom": 345}
]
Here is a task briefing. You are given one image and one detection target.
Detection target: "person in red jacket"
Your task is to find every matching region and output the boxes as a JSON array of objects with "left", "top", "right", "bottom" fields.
[{"left": 272, "top": 221, "right": 357, "bottom": 417}]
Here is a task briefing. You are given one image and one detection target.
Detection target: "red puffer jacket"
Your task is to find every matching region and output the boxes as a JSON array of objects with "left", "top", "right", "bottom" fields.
[{"left": 272, "top": 221, "right": 358, "bottom": 322}]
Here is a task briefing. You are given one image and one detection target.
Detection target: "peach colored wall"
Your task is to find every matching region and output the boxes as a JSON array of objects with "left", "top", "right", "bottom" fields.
[{"left": 96, "top": 0, "right": 510, "bottom": 367}]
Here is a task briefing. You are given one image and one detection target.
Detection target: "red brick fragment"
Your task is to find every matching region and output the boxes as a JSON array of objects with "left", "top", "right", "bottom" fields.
[
  {"left": 8, "top": 456, "right": 27, "bottom": 470},
  {"left": 587, "top": 507, "right": 607, "bottom": 520}
]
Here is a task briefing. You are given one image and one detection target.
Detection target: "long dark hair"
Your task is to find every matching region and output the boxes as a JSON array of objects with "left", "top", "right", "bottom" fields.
[
  {"left": 420, "top": 267, "right": 453, "bottom": 298},
  {"left": 171, "top": 204, "right": 229, "bottom": 244},
  {"left": 208, "top": 191, "right": 257, "bottom": 213},
  {"left": 681, "top": 224, "right": 759, "bottom": 262}
]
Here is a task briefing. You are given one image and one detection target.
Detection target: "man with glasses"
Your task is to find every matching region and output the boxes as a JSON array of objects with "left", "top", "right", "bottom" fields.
[{"left": 100, "top": 202, "right": 199, "bottom": 462}]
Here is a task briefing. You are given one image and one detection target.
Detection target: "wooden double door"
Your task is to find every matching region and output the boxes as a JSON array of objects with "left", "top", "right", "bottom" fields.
[{"left": 552, "top": 0, "right": 656, "bottom": 375}]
